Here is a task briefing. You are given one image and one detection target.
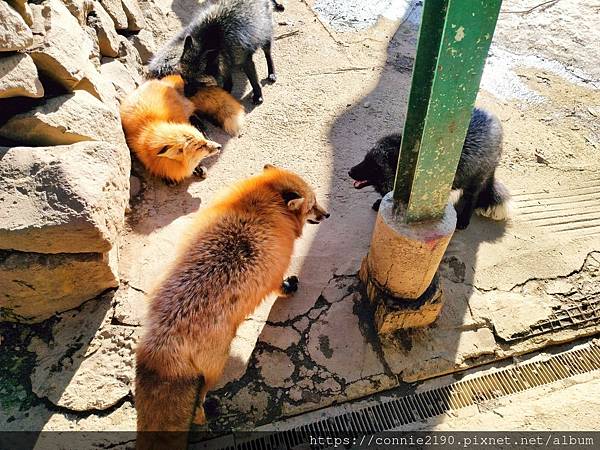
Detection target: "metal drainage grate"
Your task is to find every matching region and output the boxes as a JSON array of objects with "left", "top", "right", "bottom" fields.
[
  {"left": 194, "top": 344, "right": 600, "bottom": 450},
  {"left": 506, "top": 297, "right": 600, "bottom": 342}
]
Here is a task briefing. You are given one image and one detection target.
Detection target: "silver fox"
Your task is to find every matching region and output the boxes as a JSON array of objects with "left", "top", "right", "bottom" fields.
[{"left": 348, "top": 108, "right": 512, "bottom": 229}]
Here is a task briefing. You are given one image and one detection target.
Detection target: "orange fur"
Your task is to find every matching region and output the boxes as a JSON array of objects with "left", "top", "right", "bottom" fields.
[
  {"left": 120, "top": 75, "right": 244, "bottom": 183},
  {"left": 188, "top": 85, "right": 245, "bottom": 136},
  {"left": 134, "top": 166, "right": 328, "bottom": 449}
]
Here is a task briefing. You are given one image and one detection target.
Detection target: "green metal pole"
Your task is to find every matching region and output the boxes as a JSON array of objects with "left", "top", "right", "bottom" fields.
[{"left": 393, "top": 0, "right": 502, "bottom": 223}]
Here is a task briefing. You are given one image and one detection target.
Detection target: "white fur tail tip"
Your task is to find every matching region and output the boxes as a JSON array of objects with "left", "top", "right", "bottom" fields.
[
  {"left": 476, "top": 198, "right": 513, "bottom": 221},
  {"left": 224, "top": 110, "right": 245, "bottom": 137}
]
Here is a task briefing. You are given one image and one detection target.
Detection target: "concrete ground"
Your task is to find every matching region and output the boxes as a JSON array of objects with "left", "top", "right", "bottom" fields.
[{"left": 2, "top": 0, "right": 600, "bottom": 440}]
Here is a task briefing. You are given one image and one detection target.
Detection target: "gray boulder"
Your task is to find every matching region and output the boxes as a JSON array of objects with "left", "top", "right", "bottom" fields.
[
  {"left": 0, "top": 53, "right": 44, "bottom": 98},
  {"left": 0, "top": 141, "right": 130, "bottom": 254},
  {"left": 0, "top": 248, "right": 119, "bottom": 323},
  {"left": 0, "top": 89, "right": 125, "bottom": 146},
  {"left": 0, "top": 1, "right": 33, "bottom": 51}
]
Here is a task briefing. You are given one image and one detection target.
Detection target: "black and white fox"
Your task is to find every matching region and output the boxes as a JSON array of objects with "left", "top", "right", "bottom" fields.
[
  {"left": 348, "top": 108, "right": 512, "bottom": 230},
  {"left": 148, "top": 0, "right": 280, "bottom": 104}
]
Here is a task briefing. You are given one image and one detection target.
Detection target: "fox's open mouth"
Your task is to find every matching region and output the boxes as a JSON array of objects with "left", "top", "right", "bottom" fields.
[{"left": 353, "top": 180, "right": 371, "bottom": 189}]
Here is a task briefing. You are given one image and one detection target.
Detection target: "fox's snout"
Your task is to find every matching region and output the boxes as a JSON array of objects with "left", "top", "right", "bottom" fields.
[
  {"left": 206, "top": 141, "right": 222, "bottom": 155},
  {"left": 307, "top": 205, "right": 330, "bottom": 224},
  {"left": 348, "top": 161, "right": 368, "bottom": 181}
]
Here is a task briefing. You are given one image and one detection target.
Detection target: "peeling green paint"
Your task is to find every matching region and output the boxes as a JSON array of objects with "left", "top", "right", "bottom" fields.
[{"left": 393, "top": 0, "right": 502, "bottom": 223}]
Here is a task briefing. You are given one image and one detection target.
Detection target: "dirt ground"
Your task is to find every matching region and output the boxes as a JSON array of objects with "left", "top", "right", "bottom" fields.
[{"left": 2, "top": 0, "right": 600, "bottom": 440}]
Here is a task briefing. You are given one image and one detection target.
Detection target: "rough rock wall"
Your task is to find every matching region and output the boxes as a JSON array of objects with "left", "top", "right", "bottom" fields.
[{"left": 0, "top": 0, "right": 177, "bottom": 323}]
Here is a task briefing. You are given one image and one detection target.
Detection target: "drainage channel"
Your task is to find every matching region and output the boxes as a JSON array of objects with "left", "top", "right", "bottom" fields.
[{"left": 192, "top": 343, "right": 600, "bottom": 450}]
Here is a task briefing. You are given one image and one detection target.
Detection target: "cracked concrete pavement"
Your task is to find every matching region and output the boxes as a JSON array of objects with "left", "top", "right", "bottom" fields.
[{"left": 1, "top": 0, "right": 599, "bottom": 437}]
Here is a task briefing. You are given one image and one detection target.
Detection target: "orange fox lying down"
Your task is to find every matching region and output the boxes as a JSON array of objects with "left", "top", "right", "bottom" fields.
[{"left": 120, "top": 74, "right": 245, "bottom": 184}]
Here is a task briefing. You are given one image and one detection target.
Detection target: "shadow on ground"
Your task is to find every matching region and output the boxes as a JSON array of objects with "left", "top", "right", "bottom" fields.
[{"left": 199, "top": 16, "right": 509, "bottom": 431}]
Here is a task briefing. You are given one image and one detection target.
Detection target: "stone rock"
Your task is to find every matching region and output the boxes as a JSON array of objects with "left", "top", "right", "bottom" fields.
[
  {"left": 116, "top": 35, "right": 143, "bottom": 77},
  {"left": 100, "top": 58, "right": 139, "bottom": 100},
  {"left": 0, "top": 90, "right": 125, "bottom": 146},
  {"left": 76, "top": 65, "right": 119, "bottom": 110},
  {"left": 0, "top": 142, "right": 130, "bottom": 255},
  {"left": 28, "top": 298, "right": 139, "bottom": 410},
  {"left": 0, "top": 248, "right": 119, "bottom": 323},
  {"left": 121, "top": 0, "right": 146, "bottom": 31},
  {"left": 307, "top": 299, "right": 385, "bottom": 383},
  {"left": 0, "top": 1, "right": 33, "bottom": 51},
  {"left": 98, "top": 0, "right": 128, "bottom": 29},
  {"left": 62, "top": 0, "right": 94, "bottom": 25},
  {"left": 28, "top": 3, "right": 46, "bottom": 35},
  {"left": 89, "top": 1, "right": 120, "bottom": 57},
  {"left": 82, "top": 24, "right": 102, "bottom": 68},
  {"left": 256, "top": 349, "right": 294, "bottom": 388},
  {"left": 6, "top": 0, "right": 33, "bottom": 26},
  {"left": 0, "top": 53, "right": 44, "bottom": 99},
  {"left": 28, "top": 0, "right": 95, "bottom": 90},
  {"left": 128, "top": 29, "right": 156, "bottom": 64},
  {"left": 135, "top": 0, "right": 181, "bottom": 47}
]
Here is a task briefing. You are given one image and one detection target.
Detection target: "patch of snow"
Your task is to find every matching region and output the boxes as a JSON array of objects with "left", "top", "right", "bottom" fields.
[{"left": 313, "top": 0, "right": 421, "bottom": 31}]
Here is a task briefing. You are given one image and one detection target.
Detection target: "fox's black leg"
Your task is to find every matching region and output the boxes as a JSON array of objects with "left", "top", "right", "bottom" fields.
[
  {"left": 223, "top": 70, "right": 233, "bottom": 93},
  {"left": 279, "top": 276, "right": 298, "bottom": 297},
  {"left": 455, "top": 185, "right": 480, "bottom": 230},
  {"left": 271, "top": 0, "right": 284, "bottom": 11},
  {"left": 372, "top": 198, "right": 382, "bottom": 211},
  {"left": 242, "top": 55, "right": 263, "bottom": 104},
  {"left": 263, "top": 42, "right": 276, "bottom": 83},
  {"left": 164, "top": 178, "right": 179, "bottom": 187}
]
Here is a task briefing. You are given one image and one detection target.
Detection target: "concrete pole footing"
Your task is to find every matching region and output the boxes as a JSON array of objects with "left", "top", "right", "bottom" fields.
[{"left": 359, "top": 193, "right": 456, "bottom": 333}]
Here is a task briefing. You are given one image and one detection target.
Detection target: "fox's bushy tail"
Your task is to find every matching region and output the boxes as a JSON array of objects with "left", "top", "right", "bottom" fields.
[
  {"left": 475, "top": 176, "right": 512, "bottom": 221},
  {"left": 189, "top": 86, "right": 245, "bottom": 136},
  {"left": 135, "top": 362, "right": 202, "bottom": 450}
]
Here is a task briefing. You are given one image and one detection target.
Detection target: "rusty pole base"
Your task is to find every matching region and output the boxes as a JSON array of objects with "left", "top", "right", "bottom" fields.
[
  {"left": 360, "top": 260, "right": 444, "bottom": 333},
  {"left": 359, "top": 193, "right": 456, "bottom": 334}
]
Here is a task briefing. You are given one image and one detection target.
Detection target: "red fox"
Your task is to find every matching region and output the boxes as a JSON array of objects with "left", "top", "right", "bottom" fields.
[
  {"left": 120, "top": 74, "right": 245, "bottom": 184},
  {"left": 134, "top": 165, "right": 329, "bottom": 449}
]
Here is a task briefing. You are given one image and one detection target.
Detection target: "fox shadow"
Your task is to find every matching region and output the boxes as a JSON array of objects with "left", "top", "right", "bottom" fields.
[{"left": 199, "top": 14, "right": 513, "bottom": 431}]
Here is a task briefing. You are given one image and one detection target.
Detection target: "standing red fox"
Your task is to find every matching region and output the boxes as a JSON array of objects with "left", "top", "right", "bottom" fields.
[
  {"left": 120, "top": 74, "right": 245, "bottom": 184},
  {"left": 135, "top": 165, "right": 329, "bottom": 449}
]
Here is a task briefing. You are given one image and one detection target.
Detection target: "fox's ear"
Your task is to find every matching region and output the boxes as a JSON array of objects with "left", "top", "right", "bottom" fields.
[
  {"left": 282, "top": 191, "right": 304, "bottom": 211},
  {"left": 264, "top": 164, "right": 277, "bottom": 171},
  {"left": 156, "top": 145, "right": 181, "bottom": 159},
  {"left": 183, "top": 35, "right": 197, "bottom": 54}
]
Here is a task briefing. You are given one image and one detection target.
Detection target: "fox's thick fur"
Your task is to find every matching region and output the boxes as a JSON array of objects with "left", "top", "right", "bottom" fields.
[
  {"left": 147, "top": 0, "right": 277, "bottom": 104},
  {"left": 348, "top": 108, "right": 511, "bottom": 230},
  {"left": 120, "top": 74, "right": 244, "bottom": 184},
  {"left": 135, "top": 166, "right": 329, "bottom": 449}
]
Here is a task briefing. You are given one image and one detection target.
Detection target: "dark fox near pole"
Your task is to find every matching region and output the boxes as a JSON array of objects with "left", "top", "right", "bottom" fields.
[{"left": 360, "top": 0, "right": 503, "bottom": 333}]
